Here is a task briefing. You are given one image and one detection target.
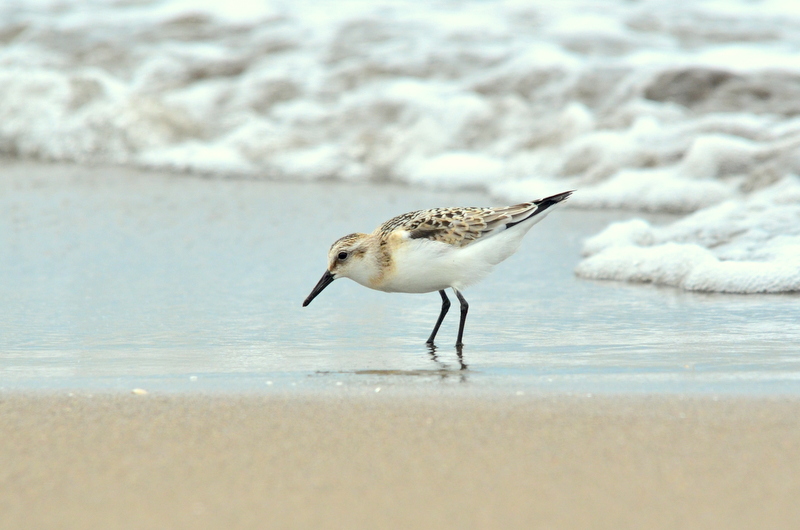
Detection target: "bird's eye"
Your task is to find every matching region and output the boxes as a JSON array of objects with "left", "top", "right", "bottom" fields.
[{"left": 338, "top": 251, "right": 349, "bottom": 260}]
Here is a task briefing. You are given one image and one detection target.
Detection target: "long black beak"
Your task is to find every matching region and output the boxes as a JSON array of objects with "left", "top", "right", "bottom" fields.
[{"left": 303, "top": 270, "right": 335, "bottom": 307}]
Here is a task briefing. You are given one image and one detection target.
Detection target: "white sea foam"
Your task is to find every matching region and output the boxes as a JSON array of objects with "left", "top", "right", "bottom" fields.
[
  {"left": 1, "top": 0, "right": 799, "bottom": 292},
  {"left": 576, "top": 177, "right": 800, "bottom": 293}
]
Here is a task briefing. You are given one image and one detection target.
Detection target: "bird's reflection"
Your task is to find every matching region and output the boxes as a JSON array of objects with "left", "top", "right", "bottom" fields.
[
  {"left": 427, "top": 343, "right": 468, "bottom": 372},
  {"left": 338, "top": 344, "right": 469, "bottom": 382}
]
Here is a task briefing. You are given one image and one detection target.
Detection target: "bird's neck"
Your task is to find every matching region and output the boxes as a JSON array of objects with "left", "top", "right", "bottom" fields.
[{"left": 349, "top": 237, "right": 391, "bottom": 289}]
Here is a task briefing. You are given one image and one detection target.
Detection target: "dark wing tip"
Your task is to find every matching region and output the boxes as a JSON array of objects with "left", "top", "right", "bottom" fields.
[
  {"left": 505, "top": 190, "right": 575, "bottom": 229},
  {"left": 534, "top": 190, "right": 574, "bottom": 205}
]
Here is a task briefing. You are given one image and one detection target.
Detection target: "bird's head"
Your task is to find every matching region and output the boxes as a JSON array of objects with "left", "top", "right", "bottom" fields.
[{"left": 302, "top": 233, "right": 372, "bottom": 306}]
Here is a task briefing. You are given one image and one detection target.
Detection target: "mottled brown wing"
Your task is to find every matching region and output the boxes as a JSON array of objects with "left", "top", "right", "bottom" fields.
[
  {"left": 378, "top": 191, "right": 574, "bottom": 247},
  {"left": 383, "top": 203, "right": 538, "bottom": 247},
  {"left": 405, "top": 207, "right": 505, "bottom": 246}
]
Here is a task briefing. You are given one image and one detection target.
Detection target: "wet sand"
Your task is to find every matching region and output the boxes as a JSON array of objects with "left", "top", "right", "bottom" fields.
[{"left": 2, "top": 392, "right": 799, "bottom": 530}]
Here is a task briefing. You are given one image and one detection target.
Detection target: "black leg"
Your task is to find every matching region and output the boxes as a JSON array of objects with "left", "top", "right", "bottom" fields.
[
  {"left": 426, "top": 290, "right": 450, "bottom": 345},
  {"left": 454, "top": 289, "right": 469, "bottom": 347}
]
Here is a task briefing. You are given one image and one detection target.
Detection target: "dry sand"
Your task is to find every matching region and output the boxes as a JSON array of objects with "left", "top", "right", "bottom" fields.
[{"left": 1, "top": 392, "right": 799, "bottom": 530}]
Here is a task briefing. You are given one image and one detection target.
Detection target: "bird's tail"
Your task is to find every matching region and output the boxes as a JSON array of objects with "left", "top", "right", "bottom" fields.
[{"left": 505, "top": 190, "right": 574, "bottom": 228}]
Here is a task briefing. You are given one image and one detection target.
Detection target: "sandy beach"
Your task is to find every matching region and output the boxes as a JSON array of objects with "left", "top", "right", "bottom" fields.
[{"left": 2, "top": 392, "right": 799, "bottom": 530}]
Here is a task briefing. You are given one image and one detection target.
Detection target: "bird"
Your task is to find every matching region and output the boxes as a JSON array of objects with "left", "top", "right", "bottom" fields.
[{"left": 303, "top": 190, "right": 573, "bottom": 347}]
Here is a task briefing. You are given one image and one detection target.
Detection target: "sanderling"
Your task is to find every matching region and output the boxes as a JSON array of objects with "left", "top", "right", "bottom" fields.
[{"left": 303, "top": 190, "right": 573, "bottom": 347}]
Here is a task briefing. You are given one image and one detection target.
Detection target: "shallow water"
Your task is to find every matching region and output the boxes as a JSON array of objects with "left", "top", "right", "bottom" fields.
[{"left": 2, "top": 162, "right": 799, "bottom": 394}]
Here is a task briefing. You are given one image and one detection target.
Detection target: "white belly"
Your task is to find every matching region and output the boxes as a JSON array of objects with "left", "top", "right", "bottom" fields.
[{"left": 375, "top": 226, "right": 530, "bottom": 293}]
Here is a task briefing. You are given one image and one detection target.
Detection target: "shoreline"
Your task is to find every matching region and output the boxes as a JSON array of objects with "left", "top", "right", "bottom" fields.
[{"left": 2, "top": 392, "right": 799, "bottom": 530}]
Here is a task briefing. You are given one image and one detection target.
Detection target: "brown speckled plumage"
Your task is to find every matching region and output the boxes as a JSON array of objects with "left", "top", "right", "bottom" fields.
[
  {"left": 330, "top": 233, "right": 363, "bottom": 250},
  {"left": 376, "top": 198, "right": 562, "bottom": 248}
]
